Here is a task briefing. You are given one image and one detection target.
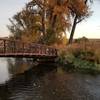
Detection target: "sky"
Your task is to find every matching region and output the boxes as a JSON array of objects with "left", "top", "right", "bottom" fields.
[
  {"left": 0, "top": 0, "right": 28, "bottom": 37},
  {"left": 74, "top": 0, "right": 100, "bottom": 39},
  {"left": 0, "top": 0, "right": 100, "bottom": 39}
]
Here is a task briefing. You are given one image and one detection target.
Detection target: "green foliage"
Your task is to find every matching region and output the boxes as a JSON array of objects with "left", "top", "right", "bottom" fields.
[
  {"left": 58, "top": 47, "right": 100, "bottom": 74},
  {"left": 58, "top": 49, "right": 75, "bottom": 65}
]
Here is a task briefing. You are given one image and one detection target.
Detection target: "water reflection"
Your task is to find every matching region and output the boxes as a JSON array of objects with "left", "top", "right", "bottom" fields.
[
  {"left": 0, "top": 58, "right": 58, "bottom": 100},
  {"left": 0, "top": 58, "right": 100, "bottom": 100},
  {"left": 7, "top": 58, "right": 34, "bottom": 75},
  {"left": 0, "top": 58, "right": 10, "bottom": 84},
  {"left": 0, "top": 58, "right": 34, "bottom": 84}
]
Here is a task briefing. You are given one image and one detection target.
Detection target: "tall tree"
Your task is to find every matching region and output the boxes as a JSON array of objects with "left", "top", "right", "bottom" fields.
[
  {"left": 8, "top": 0, "right": 92, "bottom": 45},
  {"left": 43, "top": 0, "right": 92, "bottom": 44},
  {"left": 68, "top": 0, "right": 93, "bottom": 44},
  {"left": 46, "top": 0, "right": 92, "bottom": 44},
  {"left": 7, "top": 1, "right": 43, "bottom": 43},
  {"left": 8, "top": 0, "right": 68, "bottom": 45}
]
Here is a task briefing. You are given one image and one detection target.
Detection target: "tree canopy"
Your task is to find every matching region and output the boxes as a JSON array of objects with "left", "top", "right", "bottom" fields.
[{"left": 7, "top": 0, "right": 92, "bottom": 45}]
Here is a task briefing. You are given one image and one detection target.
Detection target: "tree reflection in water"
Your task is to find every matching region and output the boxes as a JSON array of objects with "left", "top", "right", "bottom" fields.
[
  {"left": 0, "top": 58, "right": 57, "bottom": 100},
  {"left": 0, "top": 58, "right": 100, "bottom": 100},
  {"left": 7, "top": 58, "right": 34, "bottom": 75}
]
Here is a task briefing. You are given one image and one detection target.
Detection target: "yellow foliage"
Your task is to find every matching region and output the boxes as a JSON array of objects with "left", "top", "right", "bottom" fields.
[
  {"left": 53, "top": 33, "right": 68, "bottom": 49},
  {"left": 21, "top": 32, "right": 40, "bottom": 44}
]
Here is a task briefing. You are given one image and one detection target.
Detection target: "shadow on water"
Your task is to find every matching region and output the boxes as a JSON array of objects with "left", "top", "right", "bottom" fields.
[
  {"left": 1, "top": 58, "right": 100, "bottom": 100},
  {"left": 0, "top": 58, "right": 58, "bottom": 100}
]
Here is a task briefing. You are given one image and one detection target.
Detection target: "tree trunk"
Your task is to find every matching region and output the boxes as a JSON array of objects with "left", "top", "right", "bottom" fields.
[
  {"left": 68, "top": 15, "right": 77, "bottom": 44},
  {"left": 51, "top": 15, "right": 57, "bottom": 31},
  {"left": 42, "top": 0, "right": 46, "bottom": 38},
  {"left": 68, "top": 0, "right": 88, "bottom": 44},
  {"left": 42, "top": 9, "right": 46, "bottom": 37}
]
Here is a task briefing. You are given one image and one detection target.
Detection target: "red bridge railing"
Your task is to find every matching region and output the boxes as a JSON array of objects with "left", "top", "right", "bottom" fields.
[{"left": 0, "top": 38, "right": 57, "bottom": 57}]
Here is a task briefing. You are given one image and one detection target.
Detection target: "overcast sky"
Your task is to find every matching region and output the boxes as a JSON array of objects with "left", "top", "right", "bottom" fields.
[{"left": 0, "top": 0, "right": 100, "bottom": 39}]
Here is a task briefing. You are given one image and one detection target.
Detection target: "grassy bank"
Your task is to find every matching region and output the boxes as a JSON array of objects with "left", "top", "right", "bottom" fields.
[{"left": 58, "top": 42, "right": 100, "bottom": 74}]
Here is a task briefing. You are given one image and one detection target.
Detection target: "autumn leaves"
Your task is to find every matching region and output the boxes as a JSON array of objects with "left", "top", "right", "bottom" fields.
[{"left": 8, "top": 0, "right": 91, "bottom": 45}]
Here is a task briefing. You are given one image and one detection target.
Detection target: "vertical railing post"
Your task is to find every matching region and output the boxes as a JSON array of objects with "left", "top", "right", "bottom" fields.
[
  {"left": 38, "top": 45, "right": 40, "bottom": 55},
  {"left": 3, "top": 40, "right": 6, "bottom": 53},
  {"left": 11, "top": 41, "right": 13, "bottom": 53},
  {"left": 55, "top": 49, "right": 57, "bottom": 56},
  {"left": 45, "top": 46, "right": 47, "bottom": 55},
  {"left": 22, "top": 43, "right": 24, "bottom": 54},
  {"left": 13, "top": 41, "right": 16, "bottom": 53}
]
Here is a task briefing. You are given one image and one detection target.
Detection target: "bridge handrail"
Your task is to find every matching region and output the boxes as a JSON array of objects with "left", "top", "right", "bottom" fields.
[{"left": 0, "top": 38, "right": 58, "bottom": 57}]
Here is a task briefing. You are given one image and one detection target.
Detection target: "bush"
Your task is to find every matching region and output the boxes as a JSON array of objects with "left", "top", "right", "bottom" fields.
[
  {"left": 58, "top": 44, "right": 100, "bottom": 74},
  {"left": 58, "top": 49, "right": 75, "bottom": 64},
  {"left": 95, "top": 49, "right": 100, "bottom": 64}
]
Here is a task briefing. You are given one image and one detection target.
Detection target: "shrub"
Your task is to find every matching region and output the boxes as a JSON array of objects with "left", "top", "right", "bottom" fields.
[
  {"left": 58, "top": 42, "right": 100, "bottom": 74},
  {"left": 95, "top": 49, "right": 100, "bottom": 64}
]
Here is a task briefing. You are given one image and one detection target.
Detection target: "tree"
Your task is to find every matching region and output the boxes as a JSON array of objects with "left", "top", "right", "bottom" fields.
[
  {"left": 41, "top": 0, "right": 92, "bottom": 44},
  {"left": 46, "top": 0, "right": 92, "bottom": 44},
  {"left": 7, "top": 2, "right": 43, "bottom": 43},
  {"left": 68, "top": 0, "right": 93, "bottom": 44},
  {"left": 8, "top": 0, "right": 68, "bottom": 45},
  {"left": 28, "top": 0, "right": 69, "bottom": 44},
  {"left": 8, "top": 0, "right": 92, "bottom": 45}
]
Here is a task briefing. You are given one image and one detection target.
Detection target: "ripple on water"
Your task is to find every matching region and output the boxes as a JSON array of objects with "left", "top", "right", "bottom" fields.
[{"left": 0, "top": 58, "right": 100, "bottom": 100}]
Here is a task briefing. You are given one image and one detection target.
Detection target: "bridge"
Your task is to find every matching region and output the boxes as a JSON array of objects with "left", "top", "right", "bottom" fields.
[{"left": 0, "top": 38, "right": 57, "bottom": 58}]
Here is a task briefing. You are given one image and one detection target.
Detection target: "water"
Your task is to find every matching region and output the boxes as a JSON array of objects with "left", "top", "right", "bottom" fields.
[{"left": 0, "top": 58, "right": 100, "bottom": 100}]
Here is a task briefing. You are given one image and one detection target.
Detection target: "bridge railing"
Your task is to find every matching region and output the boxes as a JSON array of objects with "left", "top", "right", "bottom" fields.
[{"left": 0, "top": 38, "right": 57, "bottom": 57}]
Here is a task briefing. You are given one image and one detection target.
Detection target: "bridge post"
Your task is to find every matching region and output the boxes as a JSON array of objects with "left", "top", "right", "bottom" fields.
[
  {"left": 22, "top": 43, "right": 24, "bottom": 53},
  {"left": 3, "top": 40, "right": 6, "bottom": 53},
  {"left": 13, "top": 41, "right": 16, "bottom": 53},
  {"left": 54, "top": 49, "right": 57, "bottom": 56}
]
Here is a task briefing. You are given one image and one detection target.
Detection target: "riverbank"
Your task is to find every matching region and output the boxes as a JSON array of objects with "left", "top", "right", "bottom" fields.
[{"left": 57, "top": 42, "right": 100, "bottom": 74}]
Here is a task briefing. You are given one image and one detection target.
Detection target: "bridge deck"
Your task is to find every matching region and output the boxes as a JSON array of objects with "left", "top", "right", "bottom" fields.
[{"left": 0, "top": 53, "right": 57, "bottom": 58}]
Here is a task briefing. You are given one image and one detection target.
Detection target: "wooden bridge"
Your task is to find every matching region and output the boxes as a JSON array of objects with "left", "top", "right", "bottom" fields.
[{"left": 0, "top": 38, "right": 57, "bottom": 58}]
